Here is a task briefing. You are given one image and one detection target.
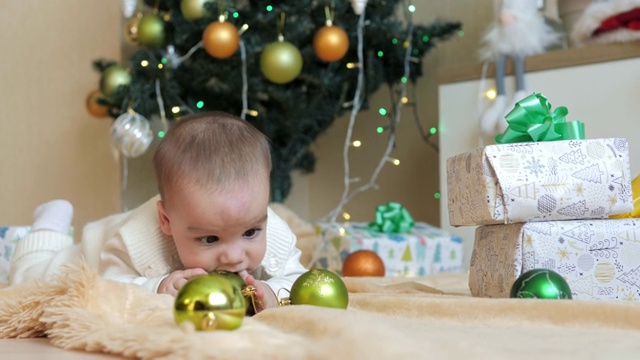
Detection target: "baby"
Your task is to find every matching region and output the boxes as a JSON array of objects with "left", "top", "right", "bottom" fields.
[{"left": 10, "top": 111, "right": 307, "bottom": 311}]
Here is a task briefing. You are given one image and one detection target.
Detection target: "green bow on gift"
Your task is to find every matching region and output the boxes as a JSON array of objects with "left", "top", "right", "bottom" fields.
[
  {"left": 495, "top": 93, "right": 585, "bottom": 144},
  {"left": 367, "top": 202, "right": 415, "bottom": 234}
]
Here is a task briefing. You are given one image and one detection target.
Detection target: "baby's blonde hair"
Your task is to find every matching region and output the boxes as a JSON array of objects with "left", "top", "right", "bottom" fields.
[{"left": 153, "top": 111, "right": 271, "bottom": 200}]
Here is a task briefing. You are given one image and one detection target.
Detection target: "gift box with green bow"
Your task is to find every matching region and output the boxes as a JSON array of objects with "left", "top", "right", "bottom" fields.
[
  {"left": 310, "top": 215, "right": 464, "bottom": 277},
  {"left": 446, "top": 93, "right": 633, "bottom": 226}
]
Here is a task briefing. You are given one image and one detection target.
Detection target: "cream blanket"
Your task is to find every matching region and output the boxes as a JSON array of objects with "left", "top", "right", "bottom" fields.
[{"left": 2, "top": 264, "right": 640, "bottom": 359}]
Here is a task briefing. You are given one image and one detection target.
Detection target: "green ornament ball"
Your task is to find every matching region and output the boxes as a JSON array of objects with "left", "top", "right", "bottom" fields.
[
  {"left": 510, "top": 268, "right": 573, "bottom": 299},
  {"left": 99, "top": 65, "right": 131, "bottom": 97},
  {"left": 174, "top": 273, "right": 247, "bottom": 331},
  {"left": 180, "top": 0, "right": 214, "bottom": 21},
  {"left": 289, "top": 269, "right": 349, "bottom": 309},
  {"left": 260, "top": 40, "right": 303, "bottom": 84},
  {"left": 137, "top": 13, "right": 165, "bottom": 47}
]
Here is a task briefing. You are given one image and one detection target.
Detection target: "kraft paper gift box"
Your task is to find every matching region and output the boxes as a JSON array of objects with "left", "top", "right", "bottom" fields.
[
  {"left": 446, "top": 138, "right": 633, "bottom": 226},
  {"left": 469, "top": 219, "right": 640, "bottom": 301},
  {"left": 310, "top": 222, "right": 464, "bottom": 277}
]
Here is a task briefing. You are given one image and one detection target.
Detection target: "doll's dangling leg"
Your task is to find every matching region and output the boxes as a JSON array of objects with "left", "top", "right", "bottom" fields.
[
  {"left": 499, "top": 54, "right": 529, "bottom": 132},
  {"left": 480, "top": 54, "right": 508, "bottom": 136}
]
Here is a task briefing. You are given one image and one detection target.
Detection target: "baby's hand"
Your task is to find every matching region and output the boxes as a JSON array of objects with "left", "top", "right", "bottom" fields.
[
  {"left": 238, "top": 270, "right": 278, "bottom": 312},
  {"left": 158, "top": 268, "right": 207, "bottom": 296}
]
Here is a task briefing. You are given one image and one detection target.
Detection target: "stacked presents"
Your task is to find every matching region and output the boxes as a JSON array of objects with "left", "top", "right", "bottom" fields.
[{"left": 447, "top": 93, "right": 639, "bottom": 301}]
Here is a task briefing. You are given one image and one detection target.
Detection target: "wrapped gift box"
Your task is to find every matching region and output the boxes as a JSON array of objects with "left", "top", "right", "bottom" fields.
[
  {"left": 311, "top": 222, "right": 464, "bottom": 277},
  {"left": 446, "top": 138, "right": 633, "bottom": 226},
  {"left": 0, "top": 226, "right": 30, "bottom": 283},
  {"left": 469, "top": 219, "right": 640, "bottom": 301}
]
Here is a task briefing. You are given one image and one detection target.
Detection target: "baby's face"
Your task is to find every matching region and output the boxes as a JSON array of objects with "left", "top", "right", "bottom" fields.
[{"left": 157, "top": 177, "right": 269, "bottom": 274}]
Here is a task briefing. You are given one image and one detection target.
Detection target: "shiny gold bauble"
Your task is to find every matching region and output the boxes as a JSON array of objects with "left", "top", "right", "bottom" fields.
[
  {"left": 137, "top": 13, "right": 165, "bottom": 47},
  {"left": 99, "top": 65, "right": 131, "bottom": 97},
  {"left": 342, "top": 249, "right": 386, "bottom": 277},
  {"left": 85, "top": 89, "right": 109, "bottom": 118},
  {"left": 180, "top": 0, "right": 214, "bottom": 21},
  {"left": 124, "top": 13, "right": 142, "bottom": 46},
  {"left": 260, "top": 40, "right": 303, "bottom": 84},
  {"left": 174, "top": 274, "right": 247, "bottom": 331},
  {"left": 313, "top": 25, "right": 350, "bottom": 62},
  {"left": 289, "top": 269, "right": 348, "bottom": 309},
  {"left": 202, "top": 20, "right": 240, "bottom": 59}
]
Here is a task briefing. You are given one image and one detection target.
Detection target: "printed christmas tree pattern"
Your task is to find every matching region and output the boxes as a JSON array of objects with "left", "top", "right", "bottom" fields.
[
  {"left": 559, "top": 149, "right": 586, "bottom": 165},
  {"left": 617, "top": 266, "right": 640, "bottom": 290},
  {"left": 557, "top": 200, "right": 589, "bottom": 217},
  {"left": 562, "top": 222, "right": 594, "bottom": 243},
  {"left": 402, "top": 245, "right": 412, "bottom": 262},
  {"left": 572, "top": 164, "right": 604, "bottom": 184}
]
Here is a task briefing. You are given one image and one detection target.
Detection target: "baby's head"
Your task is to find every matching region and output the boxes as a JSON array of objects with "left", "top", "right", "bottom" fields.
[{"left": 153, "top": 112, "right": 272, "bottom": 273}]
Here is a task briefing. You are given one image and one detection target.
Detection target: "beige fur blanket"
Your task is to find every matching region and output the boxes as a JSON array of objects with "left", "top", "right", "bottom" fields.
[{"left": 2, "top": 265, "right": 640, "bottom": 359}]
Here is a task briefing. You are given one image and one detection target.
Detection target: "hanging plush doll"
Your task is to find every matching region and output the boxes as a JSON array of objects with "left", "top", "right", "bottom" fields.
[{"left": 479, "top": 0, "right": 561, "bottom": 136}]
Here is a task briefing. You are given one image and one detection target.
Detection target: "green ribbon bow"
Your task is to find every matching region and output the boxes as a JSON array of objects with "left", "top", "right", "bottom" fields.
[
  {"left": 494, "top": 93, "right": 585, "bottom": 144},
  {"left": 367, "top": 202, "right": 415, "bottom": 234}
]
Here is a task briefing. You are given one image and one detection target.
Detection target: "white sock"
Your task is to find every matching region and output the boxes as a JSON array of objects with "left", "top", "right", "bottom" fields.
[
  {"left": 480, "top": 95, "right": 507, "bottom": 136},
  {"left": 31, "top": 199, "right": 74, "bottom": 234}
]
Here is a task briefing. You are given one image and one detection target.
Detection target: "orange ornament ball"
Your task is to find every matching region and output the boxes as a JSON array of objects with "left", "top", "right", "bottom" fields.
[
  {"left": 202, "top": 20, "right": 240, "bottom": 59},
  {"left": 342, "top": 250, "right": 385, "bottom": 277},
  {"left": 85, "top": 89, "right": 109, "bottom": 118},
  {"left": 313, "top": 25, "right": 349, "bottom": 62}
]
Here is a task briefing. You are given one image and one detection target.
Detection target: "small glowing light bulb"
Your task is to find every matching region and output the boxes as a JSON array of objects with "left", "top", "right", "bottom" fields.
[
  {"left": 486, "top": 89, "right": 497, "bottom": 100},
  {"left": 352, "top": 140, "right": 362, "bottom": 147},
  {"left": 140, "top": 60, "right": 149, "bottom": 67},
  {"left": 342, "top": 212, "right": 351, "bottom": 221},
  {"left": 393, "top": 159, "right": 400, "bottom": 166},
  {"left": 171, "top": 106, "right": 180, "bottom": 114}
]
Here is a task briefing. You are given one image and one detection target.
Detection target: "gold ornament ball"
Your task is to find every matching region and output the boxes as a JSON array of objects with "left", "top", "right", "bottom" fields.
[
  {"left": 99, "top": 65, "right": 131, "bottom": 97},
  {"left": 342, "top": 250, "right": 385, "bottom": 277},
  {"left": 313, "top": 25, "right": 350, "bottom": 62},
  {"left": 290, "top": 269, "right": 349, "bottom": 309},
  {"left": 260, "top": 40, "right": 303, "bottom": 84},
  {"left": 174, "top": 274, "right": 247, "bottom": 331},
  {"left": 137, "top": 13, "right": 165, "bottom": 47},
  {"left": 124, "top": 13, "right": 142, "bottom": 46},
  {"left": 181, "top": 0, "right": 214, "bottom": 21},
  {"left": 85, "top": 89, "right": 110, "bottom": 118},
  {"left": 202, "top": 21, "right": 240, "bottom": 59}
]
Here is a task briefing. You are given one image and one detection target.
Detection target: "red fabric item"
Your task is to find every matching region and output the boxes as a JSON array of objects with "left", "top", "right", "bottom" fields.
[{"left": 593, "top": 7, "right": 640, "bottom": 36}]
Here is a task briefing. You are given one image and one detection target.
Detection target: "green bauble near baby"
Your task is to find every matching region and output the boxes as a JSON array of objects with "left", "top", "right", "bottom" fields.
[{"left": 510, "top": 269, "right": 572, "bottom": 299}]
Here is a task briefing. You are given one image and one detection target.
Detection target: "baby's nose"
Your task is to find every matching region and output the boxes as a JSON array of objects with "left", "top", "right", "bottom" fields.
[{"left": 220, "top": 243, "right": 244, "bottom": 265}]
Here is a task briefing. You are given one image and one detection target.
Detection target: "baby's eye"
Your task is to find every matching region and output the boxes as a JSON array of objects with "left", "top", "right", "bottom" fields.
[
  {"left": 200, "top": 235, "right": 219, "bottom": 244},
  {"left": 243, "top": 229, "right": 260, "bottom": 238}
]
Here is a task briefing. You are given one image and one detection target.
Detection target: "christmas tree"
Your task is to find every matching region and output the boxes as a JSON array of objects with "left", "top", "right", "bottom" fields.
[{"left": 90, "top": 0, "right": 461, "bottom": 202}]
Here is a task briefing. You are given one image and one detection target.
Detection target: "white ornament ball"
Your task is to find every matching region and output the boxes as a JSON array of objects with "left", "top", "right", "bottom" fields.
[
  {"left": 121, "top": 0, "right": 138, "bottom": 18},
  {"left": 110, "top": 111, "right": 153, "bottom": 158},
  {"left": 351, "top": 0, "right": 368, "bottom": 15}
]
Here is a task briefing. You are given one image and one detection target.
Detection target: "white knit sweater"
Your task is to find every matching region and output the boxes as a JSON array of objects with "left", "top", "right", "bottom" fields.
[{"left": 10, "top": 195, "right": 307, "bottom": 294}]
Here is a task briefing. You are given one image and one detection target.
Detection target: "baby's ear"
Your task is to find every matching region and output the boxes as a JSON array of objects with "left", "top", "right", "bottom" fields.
[{"left": 157, "top": 200, "right": 172, "bottom": 236}]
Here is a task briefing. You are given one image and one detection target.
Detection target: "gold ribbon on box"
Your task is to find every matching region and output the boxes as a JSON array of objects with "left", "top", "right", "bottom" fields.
[
  {"left": 610, "top": 175, "right": 640, "bottom": 219},
  {"left": 367, "top": 202, "right": 414, "bottom": 234},
  {"left": 494, "top": 93, "right": 585, "bottom": 144}
]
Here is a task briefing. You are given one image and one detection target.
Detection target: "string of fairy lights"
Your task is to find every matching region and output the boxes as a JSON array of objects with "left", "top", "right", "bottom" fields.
[{"left": 95, "top": 0, "right": 455, "bottom": 214}]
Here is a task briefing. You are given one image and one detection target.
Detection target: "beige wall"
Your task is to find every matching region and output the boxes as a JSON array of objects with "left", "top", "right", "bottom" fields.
[{"left": 0, "top": 1, "right": 121, "bottom": 230}]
